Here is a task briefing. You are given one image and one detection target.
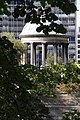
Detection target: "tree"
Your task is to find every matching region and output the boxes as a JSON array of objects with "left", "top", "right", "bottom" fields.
[
  {"left": 0, "top": 0, "right": 77, "bottom": 34},
  {"left": 6, "top": 0, "right": 77, "bottom": 35},
  {"left": 1, "top": 32, "right": 27, "bottom": 64},
  {"left": 0, "top": 1, "right": 78, "bottom": 119},
  {"left": 46, "top": 51, "right": 62, "bottom": 66},
  {"left": 46, "top": 52, "right": 54, "bottom": 67},
  {"left": 0, "top": 0, "right": 10, "bottom": 15},
  {"left": 0, "top": 36, "right": 49, "bottom": 120},
  {"left": 0, "top": 36, "right": 80, "bottom": 119}
]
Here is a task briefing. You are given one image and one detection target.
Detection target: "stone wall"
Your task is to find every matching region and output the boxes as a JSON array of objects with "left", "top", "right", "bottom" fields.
[{"left": 40, "top": 90, "right": 80, "bottom": 120}]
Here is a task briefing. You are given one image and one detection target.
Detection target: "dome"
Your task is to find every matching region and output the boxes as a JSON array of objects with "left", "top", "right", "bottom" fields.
[
  {"left": 19, "top": 21, "right": 68, "bottom": 45},
  {"left": 20, "top": 23, "right": 43, "bottom": 36},
  {"left": 19, "top": 22, "right": 58, "bottom": 37}
]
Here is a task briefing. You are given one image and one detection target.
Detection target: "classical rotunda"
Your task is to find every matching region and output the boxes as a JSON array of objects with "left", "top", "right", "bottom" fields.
[{"left": 19, "top": 23, "right": 69, "bottom": 67}]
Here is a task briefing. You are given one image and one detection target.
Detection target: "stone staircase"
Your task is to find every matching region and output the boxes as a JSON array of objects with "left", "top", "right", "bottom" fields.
[{"left": 40, "top": 90, "right": 80, "bottom": 120}]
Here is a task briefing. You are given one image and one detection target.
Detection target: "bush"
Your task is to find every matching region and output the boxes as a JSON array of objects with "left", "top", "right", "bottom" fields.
[{"left": 62, "top": 110, "right": 80, "bottom": 120}]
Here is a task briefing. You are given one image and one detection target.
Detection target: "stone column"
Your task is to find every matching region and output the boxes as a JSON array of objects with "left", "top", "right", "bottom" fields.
[
  {"left": 65, "top": 43, "right": 68, "bottom": 64},
  {"left": 21, "top": 52, "right": 23, "bottom": 64},
  {"left": 45, "top": 44, "right": 47, "bottom": 59},
  {"left": 54, "top": 44, "right": 58, "bottom": 65},
  {"left": 45, "top": 44, "right": 47, "bottom": 66},
  {"left": 25, "top": 44, "right": 28, "bottom": 64},
  {"left": 42, "top": 43, "right": 45, "bottom": 67},
  {"left": 33, "top": 44, "right": 36, "bottom": 66},
  {"left": 62, "top": 44, "right": 65, "bottom": 64},
  {"left": 23, "top": 52, "right": 26, "bottom": 64},
  {"left": 62, "top": 44, "right": 68, "bottom": 64},
  {"left": 31, "top": 43, "right": 34, "bottom": 65},
  {"left": 57, "top": 45, "right": 60, "bottom": 63},
  {"left": 64, "top": 45, "right": 67, "bottom": 64},
  {"left": 21, "top": 52, "right": 26, "bottom": 65}
]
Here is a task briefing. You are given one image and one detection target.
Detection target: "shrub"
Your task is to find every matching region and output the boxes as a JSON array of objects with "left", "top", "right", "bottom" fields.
[{"left": 62, "top": 110, "right": 80, "bottom": 120}]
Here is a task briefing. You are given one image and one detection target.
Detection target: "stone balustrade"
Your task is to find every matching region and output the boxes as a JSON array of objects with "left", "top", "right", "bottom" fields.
[{"left": 39, "top": 91, "right": 80, "bottom": 120}]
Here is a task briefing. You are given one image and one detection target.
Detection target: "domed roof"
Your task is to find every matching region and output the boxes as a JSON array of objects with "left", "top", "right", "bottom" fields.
[
  {"left": 19, "top": 22, "right": 58, "bottom": 37},
  {"left": 19, "top": 22, "right": 69, "bottom": 44},
  {"left": 20, "top": 23, "right": 43, "bottom": 36}
]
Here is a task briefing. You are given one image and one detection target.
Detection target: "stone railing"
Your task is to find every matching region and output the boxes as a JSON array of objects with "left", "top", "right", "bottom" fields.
[{"left": 39, "top": 90, "right": 80, "bottom": 120}]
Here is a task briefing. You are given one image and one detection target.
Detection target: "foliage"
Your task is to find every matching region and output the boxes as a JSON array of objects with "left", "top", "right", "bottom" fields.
[
  {"left": 1, "top": 32, "right": 26, "bottom": 64},
  {"left": 56, "top": 83, "right": 80, "bottom": 93},
  {"left": 0, "top": 1, "right": 79, "bottom": 119},
  {"left": 62, "top": 110, "right": 80, "bottom": 120},
  {"left": 1, "top": 32, "right": 25, "bottom": 52},
  {"left": 34, "top": 63, "right": 80, "bottom": 90},
  {"left": 46, "top": 52, "right": 62, "bottom": 66},
  {"left": 0, "top": 0, "right": 10, "bottom": 15},
  {"left": 49, "top": 63, "right": 80, "bottom": 84},
  {"left": 13, "top": 0, "right": 76, "bottom": 34},
  {"left": 46, "top": 52, "right": 54, "bottom": 67},
  {"left": 0, "top": 37, "right": 49, "bottom": 120},
  {"left": 64, "top": 63, "right": 80, "bottom": 83},
  {"left": 0, "top": 36, "right": 18, "bottom": 66},
  {"left": 1, "top": 32, "right": 14, "bottom": 40},
  {"left": 0, "top": 36, "right": 80, "bottom": 119},
  {"left": 58, "top": 57, "right": 62, "bottom": 65},
  {"left": 2, "top": 0, "right": 77, "bottom": 35},
  {"left": 21, "top": 62, "right": 80, "bottom": 96},
  {"left": 21, "top": 64, "right": 56, "bottom": 97}
]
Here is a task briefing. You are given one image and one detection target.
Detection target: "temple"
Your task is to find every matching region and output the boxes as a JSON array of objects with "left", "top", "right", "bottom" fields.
[{"left": 19, "top": 23, "right": 69, "bottom": 66}]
